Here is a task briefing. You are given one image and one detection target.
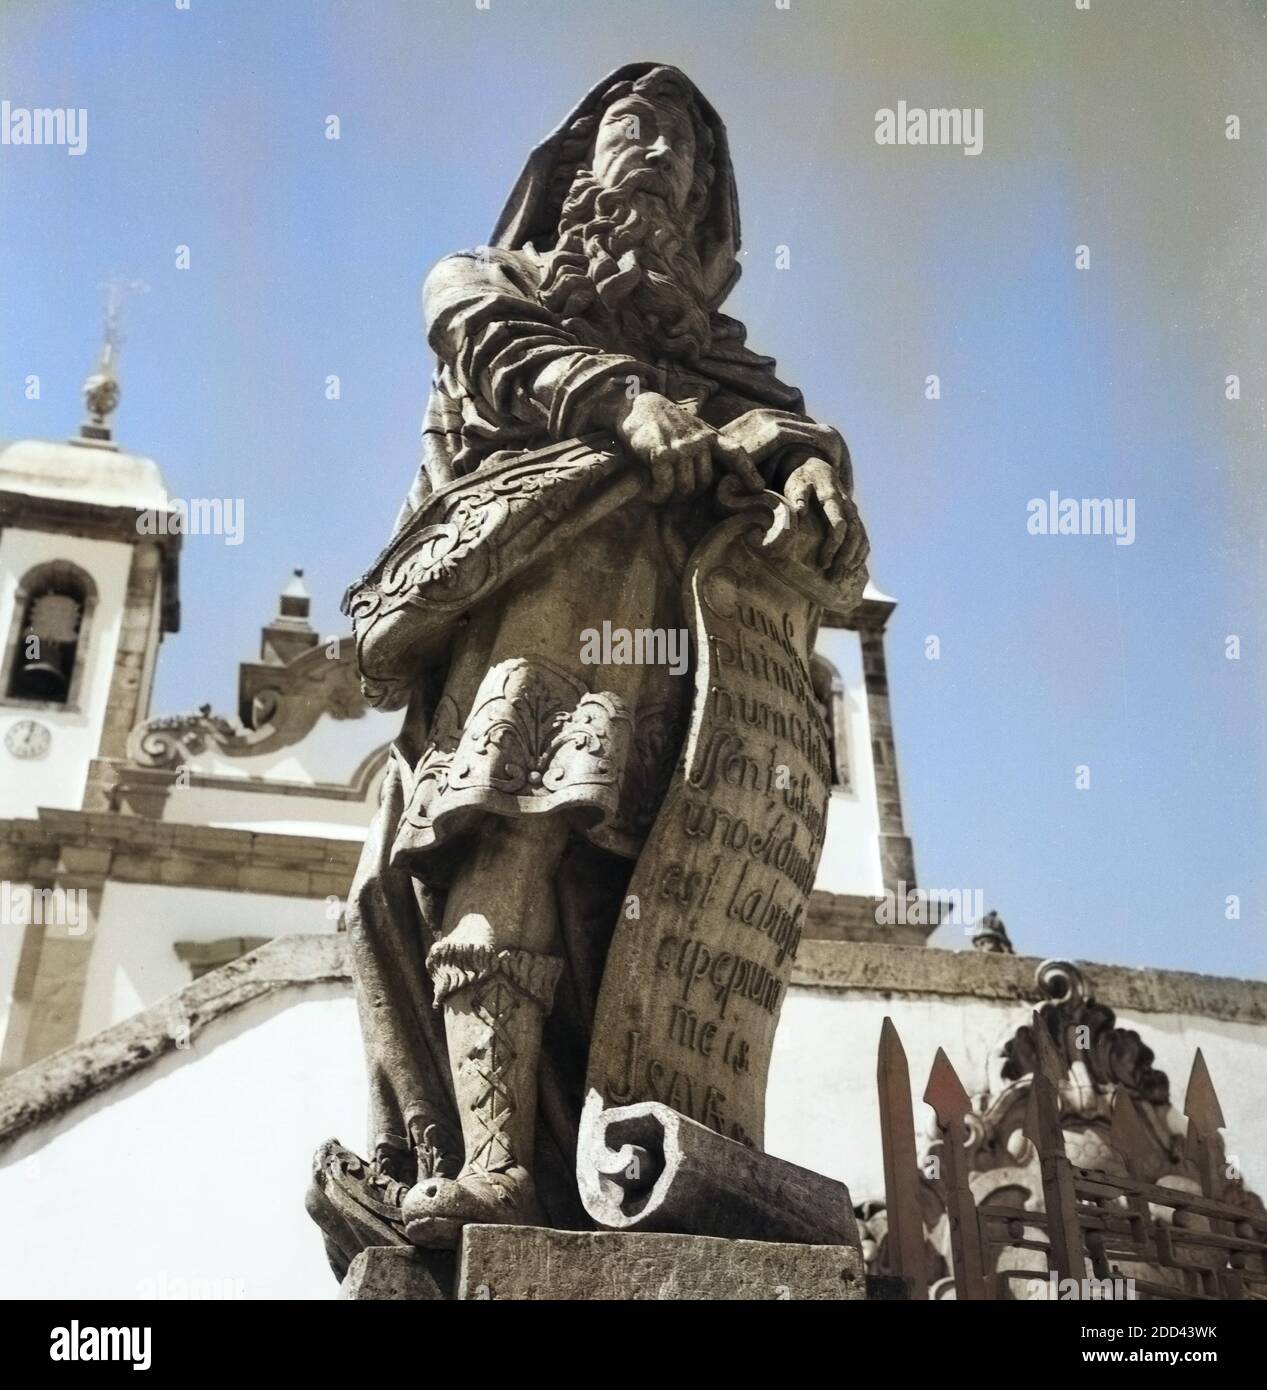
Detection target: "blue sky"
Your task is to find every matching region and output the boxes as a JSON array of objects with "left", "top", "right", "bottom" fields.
[{"left": 2, "top": 0, "right": 1264, "bottom": 979}]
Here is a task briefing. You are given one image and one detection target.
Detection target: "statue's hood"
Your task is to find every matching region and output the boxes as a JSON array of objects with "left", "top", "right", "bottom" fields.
[{"left": 489, "top": 62, "right": 741, "bottom": 310}]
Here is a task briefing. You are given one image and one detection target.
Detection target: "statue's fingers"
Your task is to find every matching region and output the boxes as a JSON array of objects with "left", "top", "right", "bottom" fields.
[
  {"left": 830, "top": 505, "right": 869, "bottom": 583},
  {"left": 712, "top": 437, "right": 764, "bottom": 493},
  {"left": 817, "top": 494, "right": 849, "bottom": 570},
  {"left": 647, "top": 448, "right": 675, "bottom": 504},
  {"left": 675, "top": 441, "right": 702, "bottom": 496},
  {"left": 691, "top": 441, "right": 715, "bottom": 495},
  {"left": 783, "top": 471, "right": 811, "bottom": 518},
  {"left": 830, "top": 530, "right": 870, "bottom": 586},
  {"left": 813, "top": 426, "right": 846, "bottom": 471}
]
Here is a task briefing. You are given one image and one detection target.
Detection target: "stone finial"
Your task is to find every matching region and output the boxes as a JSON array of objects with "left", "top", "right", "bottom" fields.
[
  {"left": 970, "top": 909, "right": 1014, "bottom": 954},
  {"left": 81, "top": 368, "right": 120, "bottom": 433},
  {"left": 260, "top": 568, "right": 319, "bottom": 667},
  {"left": 279, "top": 568, "right": 313, "bottom": 623}
]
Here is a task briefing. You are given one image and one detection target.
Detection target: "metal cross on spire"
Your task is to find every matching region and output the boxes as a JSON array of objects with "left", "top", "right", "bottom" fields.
[{"left": 80, "top": 275, "right": 148, "bottom": 437}]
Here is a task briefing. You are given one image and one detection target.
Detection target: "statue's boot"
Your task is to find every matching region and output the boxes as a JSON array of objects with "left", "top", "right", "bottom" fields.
[{"left": 402, "top": 944, "right": 562, "bottom": 1249}]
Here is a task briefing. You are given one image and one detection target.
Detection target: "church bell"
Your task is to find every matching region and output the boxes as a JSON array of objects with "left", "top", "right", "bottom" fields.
[
  {"left": 11, "top": 591, "right": 81, "bottom": 703},
  {"left": 15, "top": 651, "right": 70, "bottom": 701}
]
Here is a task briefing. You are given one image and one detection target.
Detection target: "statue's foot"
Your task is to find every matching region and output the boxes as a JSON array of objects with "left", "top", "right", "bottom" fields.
[{"left": 402, "top": 1165, "right": 543, "bottom": 1249}]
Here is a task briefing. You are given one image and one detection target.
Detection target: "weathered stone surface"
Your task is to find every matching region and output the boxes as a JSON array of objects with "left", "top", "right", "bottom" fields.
[
  {"left": 340, "top": 1245, "right": 449, "bottom": 1301},
  {"left": 317, "top": 60, "right": 871, "bottom": 1268},
  {"left": 578, "top": 1095, "right": 858, "bottom": 1245},
  {"left": 584, "top": 490, "right": 855, "bottom": 1149},
  {"left": 456, "top": 1225, "right": 866, "bottom": 1301},
  {"left": 793, "top": 941, "right": 1267, "bottom": 1023}
]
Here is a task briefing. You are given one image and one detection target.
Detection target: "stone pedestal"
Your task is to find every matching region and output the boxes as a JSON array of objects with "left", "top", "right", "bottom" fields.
[
  {"left": 343, "top": 1228, "right": 878, "bottom": 1300},
  {"left": 457, "top": 1226, "right": 865, "bottom": 1300},
  {"left": 339, "top": 1246, "right": 451, "bottom": 1301}
]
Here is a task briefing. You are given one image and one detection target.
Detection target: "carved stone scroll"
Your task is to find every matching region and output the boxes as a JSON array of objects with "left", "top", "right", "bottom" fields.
[
  {"left": 585, "top": 493, "right": 854, "bottom": 1149},
  {"left": 577, "top": 1092, "right": 858, "bottom": 1245}
]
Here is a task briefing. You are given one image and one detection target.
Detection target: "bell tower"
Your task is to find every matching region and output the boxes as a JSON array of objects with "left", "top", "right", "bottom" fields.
[{"left": 0, "top": 317, "right": 180, "bottom": 819}]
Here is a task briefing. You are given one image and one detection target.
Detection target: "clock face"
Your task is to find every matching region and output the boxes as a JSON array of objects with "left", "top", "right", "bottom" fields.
[{"left": 5, "top": 719, "right": 51, "bottom": 761}]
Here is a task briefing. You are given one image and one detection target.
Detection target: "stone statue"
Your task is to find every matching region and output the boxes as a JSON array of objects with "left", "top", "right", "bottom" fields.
[{"left": 308, "top": 62, "right": 869, "bottom": 1277}]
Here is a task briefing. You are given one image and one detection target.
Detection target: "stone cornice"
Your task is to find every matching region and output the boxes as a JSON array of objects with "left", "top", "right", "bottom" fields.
[
  {"left": 84, "top": 745, "right": 389, "bottom": 821},
  {"left": 821, "top": 593, "right": 896, "bottom": 633},
  {"left": 793, "top": 941, "right": 1267, "bottom": 1025},
  {"left": 0, "top": 809, "right": 361, "bottom": 898},
  {"left": 2, "top": 936, "right": 1263, "bottom": 1155}
]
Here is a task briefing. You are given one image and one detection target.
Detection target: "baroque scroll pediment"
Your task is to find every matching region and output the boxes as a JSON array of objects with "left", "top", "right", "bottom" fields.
[{"left": 128, "top": 636, "right": 368, "bottom": 770}]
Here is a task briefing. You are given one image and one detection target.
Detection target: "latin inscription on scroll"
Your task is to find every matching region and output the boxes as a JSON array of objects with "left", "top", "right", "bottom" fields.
[{"left": 586, "top": 506, "right": 834, "bottom": 1149}]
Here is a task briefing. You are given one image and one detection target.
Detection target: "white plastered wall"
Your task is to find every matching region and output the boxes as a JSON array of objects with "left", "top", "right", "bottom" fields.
[
  {"left": 812, "top": 626, "right": 884, "bottom": 896},
  {"left": 0, "top": 988, "right": 363, "bottom": 1300},
  {"left": 2, "top": 976, "right": 1262, "bottom": 1299},
  {"left": 77, "top": 883, "right": 339, "bottom": 1037}
]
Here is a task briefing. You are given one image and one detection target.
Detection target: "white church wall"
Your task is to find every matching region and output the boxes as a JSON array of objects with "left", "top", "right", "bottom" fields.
[
  {"left": 813, "top": 627, "right": 884, "bottom": 896},
  {"left": 158, "top": 784, "right": 380, "bottom": 839},
  {"left": 3, "top": 948, "right": 1261, "bottom": 1300},
  {"left": 0, "top": 986, "right": 363, "bottom": 1300},
  {"left": 0, "top": 530, "right": 136, "bottom": 818},
  {"left": 78, "top": 884, "right": 338, "bottom": 1036}
]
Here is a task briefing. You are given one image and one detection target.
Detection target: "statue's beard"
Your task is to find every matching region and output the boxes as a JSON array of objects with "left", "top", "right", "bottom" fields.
[{"left": 541, "top": 169, "right": 713, "bottom": 362}]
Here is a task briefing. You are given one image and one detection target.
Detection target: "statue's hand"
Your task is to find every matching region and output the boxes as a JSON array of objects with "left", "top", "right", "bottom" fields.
[
  {"left": 719, "top": 410, "right": 849, "bottom": 479},
  {"left": 614, "top": 392, "right": 763, "bottom": 503},
  {"left": 784, "top": 458, "right": 869, "bottom": 583}
]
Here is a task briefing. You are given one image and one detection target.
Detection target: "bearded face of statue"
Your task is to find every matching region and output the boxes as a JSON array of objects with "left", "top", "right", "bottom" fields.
[
  {"left": 590, "top": 93, "right": 697, "bottom": 216},
  {"left": 542, "top": 81, "right": 716, "bottom": 363}
]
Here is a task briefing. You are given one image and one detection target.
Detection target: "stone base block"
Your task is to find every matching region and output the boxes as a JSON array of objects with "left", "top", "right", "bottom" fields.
[
  {"left": 340, "top": 1246, "right": 451, "bottom": 1301},
  {"left": 456, "top": 1225, "right": 867, "bottom": 1301}
]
